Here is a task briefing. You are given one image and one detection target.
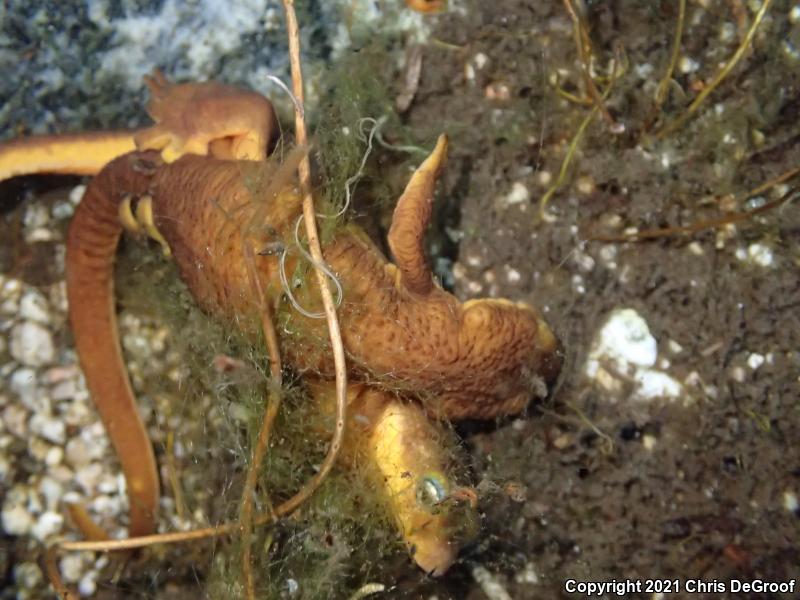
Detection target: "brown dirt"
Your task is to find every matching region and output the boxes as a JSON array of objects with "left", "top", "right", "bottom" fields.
[
  {"left": 2, "top": 1, "right": 800, "bottom": 599},
  {"left": 391, "top": 1, "right": 800, "bottom": 598}
]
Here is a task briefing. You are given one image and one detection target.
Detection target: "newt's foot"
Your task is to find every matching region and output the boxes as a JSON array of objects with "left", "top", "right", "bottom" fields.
[
  {"left": 119, "top": 194, "right": 172, "bottom": 256},
  {"left": 134, "top": 70, "right": 278, "bottom": 163}
]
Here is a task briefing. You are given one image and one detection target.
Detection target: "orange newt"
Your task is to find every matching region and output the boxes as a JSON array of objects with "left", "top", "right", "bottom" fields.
[{"left": 1, "top": 74, "right": 562, "bottom": 574}]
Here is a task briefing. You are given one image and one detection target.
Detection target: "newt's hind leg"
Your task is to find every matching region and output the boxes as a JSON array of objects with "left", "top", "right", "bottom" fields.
[{"left": 134, "top": 70, "right": 278, "bottom": 162}]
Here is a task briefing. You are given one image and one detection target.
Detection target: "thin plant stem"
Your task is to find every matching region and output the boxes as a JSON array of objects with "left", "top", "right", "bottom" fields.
[
  {"left": 562, "top": 0, "right": 616, "bottom": 126},
  {"left": 654, "top": 0, "right": 686, "bottom": 108},
  {"left": 276, "top": 0, "right": 349, "bottom": 540},
  {"left": 585, "top": 172, "right": 799, "bottom": 242},
  {"left": 657, "top": 0, "right": 773, "bottom": 138},
  {"left": 239, "top": 240, "right": 283, "bottom": 600},
  {"left": 43, "top": 546, "right": 80, "bottom": 600}
]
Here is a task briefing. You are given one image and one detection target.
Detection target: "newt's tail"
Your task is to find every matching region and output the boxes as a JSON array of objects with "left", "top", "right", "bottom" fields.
[
  {"left": 66, "top": 151, "right": 160, "bottom": 537},
  {"left": 0, "top": 131, "right": 137, "bottom": 181}
]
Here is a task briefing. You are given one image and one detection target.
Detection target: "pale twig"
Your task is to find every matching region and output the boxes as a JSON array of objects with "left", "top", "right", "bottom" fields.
[
  {"left": 277, "top": 0, "right": 349, "bottom": 535},
  {"left": 165, "top": 430, "right": 187, "bottom": 521},
  {"left": 538, "top": 102, "right": 601, "bottom": 223},
  {"left": 348, "top": 583, "right": 388, "bottom": 600}
]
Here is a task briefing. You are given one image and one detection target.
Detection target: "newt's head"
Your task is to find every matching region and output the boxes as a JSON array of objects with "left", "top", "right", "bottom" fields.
[{"left": 353, "top": 387, "right": 478, "bottom": 575}]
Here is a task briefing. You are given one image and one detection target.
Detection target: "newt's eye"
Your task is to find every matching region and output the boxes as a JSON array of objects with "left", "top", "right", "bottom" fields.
[{"left": 416, "top": 473, "right": 448, "bottom": 508}]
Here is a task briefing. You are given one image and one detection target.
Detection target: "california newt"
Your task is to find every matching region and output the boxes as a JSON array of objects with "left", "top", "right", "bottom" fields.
[{"left": 1, "top": 74, "right": 562, "bottom": 575}]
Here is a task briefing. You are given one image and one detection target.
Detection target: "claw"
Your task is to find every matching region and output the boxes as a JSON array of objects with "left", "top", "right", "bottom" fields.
[
  {"left": 135, "top": 195, "right": 172, "bottom": 257},
  {"left": 118, "top": 194, "right": 142, "bottom": 234}
]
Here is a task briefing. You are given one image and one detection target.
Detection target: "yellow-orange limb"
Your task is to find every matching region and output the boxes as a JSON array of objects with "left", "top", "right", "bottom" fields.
[{"left": 0, "top": 130, "right": 136, "bottom": 180}]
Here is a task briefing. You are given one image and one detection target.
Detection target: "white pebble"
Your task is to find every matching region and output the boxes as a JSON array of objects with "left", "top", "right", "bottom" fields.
[
  {"left": 10, "top": 368, "right": 43, "bottom": 411},
  {"left": 587, "top": 308, "right": 657, "bottom": 372},
  {"left": 505, "top": 182, "right": 530, "bottom": 205},
  {"left": 23, "top": 203, "right": 50, "bottom": 229},
  {"left": 667, "top": 339, "right": 684, "bottom": 354},
  {"left": 29, "top": 413, "right": 66, "bottom": 444},
  {"left": 585, "top": 308, "right": 683, "bottom": 401},
  {"left": 51, "top": 379, "right": 77, "bottom": 402},
  {"left": 1, "top": 504, "right": 33, "bottom": 535},
  {"left": 28, "top": 437, "right": 53, "bottom": 462},
  {"left": 730, "top": 366, "right": 746, "bottom": 383},
  {"left": 747, "top": 353, "right": 765, "bottom": 370},
  {"left": 48, "top": 465, "right": 75, "bottom": 485},
  {"left": 26, "top": 227, "right": 59, "bottom": 243},
  {"left": 90, "top": 494, "right": 123, "bottom": 519},
  {"left": 69, "top": 184, "right": 87, "bottom": 205},
  {"left": 687, "top": 241, "right": 704, "bottom": 256},
  {"left": 31, "top": 511, "right": 64, "bottom": 541},
  {"left": 514, "top": 562, "right": 539, "bottom": 585},
  {"left": 3, "top": 404, "right": 28, "bottom": 437},
  {"left": 65, "top": 437, "right": 93, "bottom": 469},
  {"left": 45, "top": 446, "right": 63, "bottom": 467},
  {"left": 13, "top": 562, "right": 43, "bottom": 589},
  {"left": 466, "top": 280, "right": 484, "bottom": 295},
  {"left": 10, "top": 321, "right": 55, "bottom": 367},
  {"left": 75, "top": 463, "right": 104, "bottom": 495},
  {"left": 506, "top": 267, "right": 521, "bottom": 284},
  {"left": 51, "top": 200, "right": 75, "bottom": 220},
  {"left": 18, "top": 290, "right": 50, "bottom": 324},
  {"left": 472, "top": 565, "right": 512, "bottom": 600},
  {"left": 747, "top": 243, "right": 773, "bottom": 267},
  {"left": 60, "top": 553, "right": 90, "bottom": 583},
  {"left": 38, "top": 477, "right": 64, "bottom": 509},
  {"left": 783, "top": 490, "right": 798, "bottom": 512},
  {"left": 79, "top": 571, "right": 98, "bottom": 596},
  {"left": 679, "top": 56, "right": 699, "bottom": 73}
]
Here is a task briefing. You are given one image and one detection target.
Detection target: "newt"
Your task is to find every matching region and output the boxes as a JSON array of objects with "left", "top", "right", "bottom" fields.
[{"left": 0, "top": 74, "right": 562, "bottom": 575}]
